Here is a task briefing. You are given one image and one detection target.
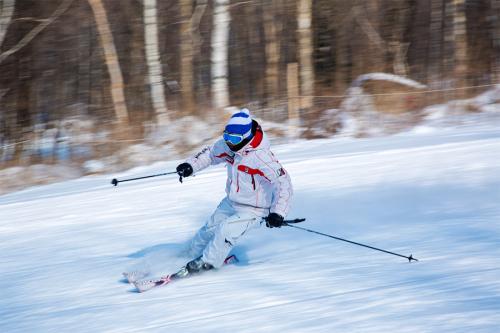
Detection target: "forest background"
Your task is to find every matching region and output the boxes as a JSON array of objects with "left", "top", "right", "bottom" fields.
[{"left": 0, "top": 0, "right": 499, "bottom": 192}]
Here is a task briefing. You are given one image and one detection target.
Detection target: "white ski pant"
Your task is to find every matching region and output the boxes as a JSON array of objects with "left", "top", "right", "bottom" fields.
[{"left": 188, "top": 198, "right": 263, "bottom": 268}]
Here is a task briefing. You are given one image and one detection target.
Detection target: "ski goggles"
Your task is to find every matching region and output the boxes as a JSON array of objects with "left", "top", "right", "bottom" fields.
[{"left": 223, "top": 131, "right": 245, "bottom": 145}]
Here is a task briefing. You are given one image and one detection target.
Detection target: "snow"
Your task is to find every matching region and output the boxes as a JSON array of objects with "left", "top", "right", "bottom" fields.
[
  {"left": 351, "top": 72, "right": 427, "bottom": 90},
  {"left": 1, "top": 119, "right": 500, "bottom": 332}
]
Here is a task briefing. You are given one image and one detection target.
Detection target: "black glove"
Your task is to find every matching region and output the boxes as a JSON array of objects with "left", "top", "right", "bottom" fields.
[
  {"left": 265, "top": 212, "right": 285, "bottom": 228},
  {"left": 176, "top": 162, "right": 193, "bottom": 178}
]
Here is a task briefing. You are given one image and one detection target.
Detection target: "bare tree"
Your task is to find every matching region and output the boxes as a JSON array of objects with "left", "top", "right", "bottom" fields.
[
  {"left": 0, "top": 0, "right": 73, "bottom": 65},
  {"left": 491, "top": 0, "right": 500, "bottom": 82},
  {"left": 144, "top": 0, "right": 169, "bottom": 125},
  {"left": 263, "top": 0, "right": 281, "bottom": 107},
  {"left": 452, "top": 0, "right": 468, "bottom": 89},
  {"left": 440, "top": 1, "right": 458, "bottom": 94},
  {"left": 191, "top": 0, "right": 208, "bottom": 108},
  {"left": 388, "top": 2, "right": 411, "bottom": 77},
  {"left": 88, "top": 0, "right": 129, "bottom": 124},
  {"left": 179, "top": 0, "right": 195, "bottom": 115},
  {"left": 333, "top": 1, "right": 353, "bottom": 93},
  {"left": 297, "top": 0, "right": 314, "bottom": 110},
  {"left": 0, "top": 0, "right": 15, "bottom": 50},
  {"left": 352, "top": 3, "right": 410, "bottom": 77},
  {"left": 428, "top": 0, "right": 443, "bottom": 84},
  {"left": 211, "top": 0, "right": 230, "bottom": 111}
]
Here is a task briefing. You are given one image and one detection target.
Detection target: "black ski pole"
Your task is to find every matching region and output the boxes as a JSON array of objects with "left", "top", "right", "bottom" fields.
[
  {"left": 111, "top": 171, "right": 179, "bottom": 186},
  {"left": 284, "top": 222, "right": 418, "bottom": 262}
]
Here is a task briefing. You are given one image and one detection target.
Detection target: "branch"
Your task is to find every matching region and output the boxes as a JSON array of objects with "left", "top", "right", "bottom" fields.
[
  {"left": 228, "top": 1, "right": 254, "bottom": 9},
  {"left": 13, "top": 17, "right": 51, "bottom": 23},
  {"left": 0, "top": 88, "right": 9, "bottom": 101},
  {"left": 190, "top": 0, "right": 208, "bottom": 49},
  {"left": 352, "top": 6, "right": 386, "bottom": 52},
  {"left": 0, "top": 0, "right": 74, "bottom": 65}
]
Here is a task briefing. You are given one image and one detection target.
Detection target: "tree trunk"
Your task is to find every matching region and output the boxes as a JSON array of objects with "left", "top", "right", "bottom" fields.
[
  {"left": 211, "top": 0, "right": 230, "bottom": 111},
  {"left": 491, "top": 0, "right": 500, "bottom": 82},
  {"left": 452, "top": 0, "right": 468, "bottom": 90},
  {"left": 0, "top": 0, "right": 15, "bottom": 49},
  {"left": 144, "top": 0, "right": 169, "bottom": 124},
  {"left": 334, "top": 4, "right": 350, "bottom": 94},
  {"left": 179, "top": 0, "right": 194, "bottom": 115},
  {"left": 191, "top": 0, "right": 208, "bottom": 111},
  {"left": 389, "top": 1, "right": 410, "bottom": 77},
  {"left": 428, "top": 0, "right": 444, "bottom": 86},
  {"left": 263, "top": 0, "right": 281, "bottom": 107},
  {"left": 443, "top": 0, "right": 454, "bottom": 82},
  {"left": 297, "top": 0, "right": 314, "bottom": 110},
  {"left": 88, "top": 0, "right": 129, "bottom": 124}
]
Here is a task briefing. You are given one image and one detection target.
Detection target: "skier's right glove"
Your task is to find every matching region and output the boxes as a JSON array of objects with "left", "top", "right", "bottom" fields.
[
  {"left": 265, "top": 213, "right": 285, "bottom": 228},
  {"left": 176, "top": 163, "right": 193, "bottom": 178}
]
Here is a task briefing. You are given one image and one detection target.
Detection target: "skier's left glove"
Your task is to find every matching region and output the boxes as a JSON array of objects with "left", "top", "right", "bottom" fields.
[{"left": 265, "top": 212, "right": 285, "bottom": 228}]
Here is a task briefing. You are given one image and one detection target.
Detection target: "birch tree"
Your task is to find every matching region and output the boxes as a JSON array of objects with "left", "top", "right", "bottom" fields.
[
  {"left": 0, "top": 0, "right": 15, "bottom": 49},
  {"left": 297, "top": 0, "right": 314, "bottom": 109},
  {"left": 144, "top": 0, "right": 169, "bottom": 124},
  {"left": 88, "top": 0, "right": 129, "bottom": 124},
  {"left": 211, "top": 0, "right": 230, "bottom": 111}
]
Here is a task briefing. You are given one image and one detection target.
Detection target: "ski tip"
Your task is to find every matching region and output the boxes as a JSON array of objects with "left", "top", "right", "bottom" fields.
[
  {"left": 133, "top": 275, "right": 172, "bottom": 293},
  {"left": 133, "top": 281, "right": 151, "bottom": 293},
  {"left": 123, "top": 271, "right": 149, "bottom": 284}
]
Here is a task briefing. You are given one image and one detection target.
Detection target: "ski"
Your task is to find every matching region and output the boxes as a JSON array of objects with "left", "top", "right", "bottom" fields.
[{"left": 132, "top": 255, "right": 239, "bottom": 293}]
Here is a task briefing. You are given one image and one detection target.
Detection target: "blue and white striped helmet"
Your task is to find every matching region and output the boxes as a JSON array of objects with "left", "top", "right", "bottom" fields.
[{"left": 224, "top": 108, "right": 253, "bottom": 144}]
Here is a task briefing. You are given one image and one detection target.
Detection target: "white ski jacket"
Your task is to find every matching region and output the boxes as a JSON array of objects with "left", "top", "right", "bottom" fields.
[{"left": 186, "top": 129, "right": 293, "bottom": 218}]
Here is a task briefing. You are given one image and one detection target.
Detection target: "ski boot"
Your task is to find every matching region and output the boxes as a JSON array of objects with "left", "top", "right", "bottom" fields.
[
  {"left": 186, "top": 256, "right": 214, "bottom": 273},
  {"left": 174, "top": 257, "right": 214, "bottom": 279}
]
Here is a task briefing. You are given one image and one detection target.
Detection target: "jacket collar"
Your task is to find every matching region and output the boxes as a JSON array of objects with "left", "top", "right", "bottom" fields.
[
  {"left": 235, "top": 127, "right": 269, "bottom": 156},
  {"left": 249, "top": 127, "right": 263, "bottom": 148}
]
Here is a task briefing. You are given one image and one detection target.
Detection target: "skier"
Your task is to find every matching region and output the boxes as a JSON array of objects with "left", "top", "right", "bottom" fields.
[{"left": 175, "top": 108, "right": 293, "bottom": 277}]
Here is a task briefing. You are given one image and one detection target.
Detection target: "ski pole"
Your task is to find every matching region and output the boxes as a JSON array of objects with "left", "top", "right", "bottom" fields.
[
  {"left": 111, "top": 171, "right": 179, "bottom": 186},
  {"left": 229, "top": 218, "right": 306, "bottom": 225},
  {"left": 284, "top": 223, "right": 418, "bottom": 262}
]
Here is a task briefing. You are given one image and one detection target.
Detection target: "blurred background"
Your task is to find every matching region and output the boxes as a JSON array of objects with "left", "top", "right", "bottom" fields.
[{"left": 0, "top": 0, "right": 499, "bottom": 193}]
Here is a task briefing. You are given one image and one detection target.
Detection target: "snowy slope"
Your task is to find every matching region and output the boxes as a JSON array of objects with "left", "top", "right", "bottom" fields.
[{"left": 1, "top": 124, "right": 500, "bottom": 333}]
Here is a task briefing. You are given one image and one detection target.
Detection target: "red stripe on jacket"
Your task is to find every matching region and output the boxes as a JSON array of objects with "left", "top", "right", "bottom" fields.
[
  {"left": 215, "top": 152, "right": 234, "bottom": 164},
  {"left": 237, "top": 165, "right": 271, "bottom": 191}
]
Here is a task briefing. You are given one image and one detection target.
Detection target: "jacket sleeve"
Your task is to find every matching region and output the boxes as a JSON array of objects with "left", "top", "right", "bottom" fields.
[
  {"left": 255, "top": 150, "right": 293, "bottom": 217},
  {"left": 185, "top": 139, "right": 231, "bottom": 174}
]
